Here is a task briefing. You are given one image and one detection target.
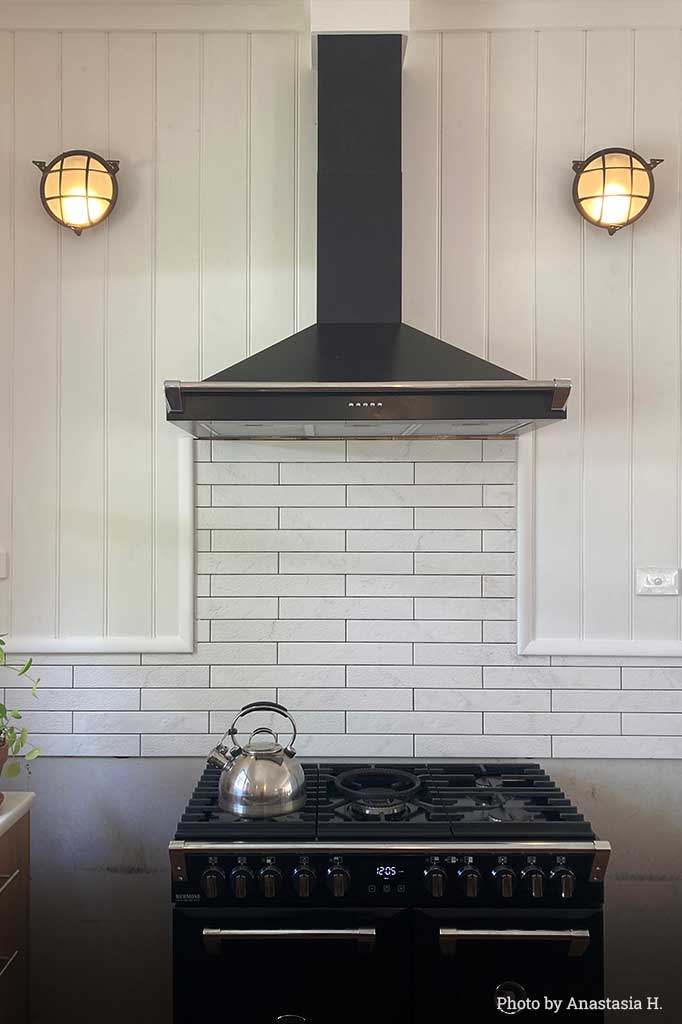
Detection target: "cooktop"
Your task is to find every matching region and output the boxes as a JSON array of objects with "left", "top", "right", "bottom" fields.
[{"left": 174, "top": 762, "right": 595, "bottom": 842}]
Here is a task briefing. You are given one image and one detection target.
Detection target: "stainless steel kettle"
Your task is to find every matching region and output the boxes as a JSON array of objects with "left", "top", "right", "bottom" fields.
[{"left": 207, "top": 701, "right": 306, "bottom": 818}]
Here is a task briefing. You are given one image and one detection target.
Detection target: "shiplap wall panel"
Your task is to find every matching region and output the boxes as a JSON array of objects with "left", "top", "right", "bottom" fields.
[
  {"left": 201, "top": 32, "right": 248, "bottom": 379},
  {"left": 11, "top": 32, "right": 61, "bottom": 640},
  {"left": 249, "top": 33, "right": 296, "bottom": 355},
  {"left": 488, "top": 32, "right": 537, "bottom": 379},
  {"left": 441, "top": 31, "right": 488, "bottom": 358},
  {"left": 533, "top": 31, "right": 585, "bottom": 641},
  {"left": 154, "top": 33, "right": 201, "bottom": 644},
  {"left": 106, "top": 31, "right": 155, "bottom": 639},
  {"left": 631, "top": 29, "right": 682, "bottom": 644},
  {"left": 0, "top": 32, "right": 12, "bottom": 637},
  {"left": 582, "top": 30, "right": 634, "bottom": 640},
  {"left": 59, "top": 32, "right": 108, "bottom": 637},
  {"left": 402, "top": 32, "right": 439, "bottom": 337}
]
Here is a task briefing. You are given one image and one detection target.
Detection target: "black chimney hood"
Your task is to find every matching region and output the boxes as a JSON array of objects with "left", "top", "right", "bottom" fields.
[{"left": 165, "top": 34, "right": 570, "bottom": 441}]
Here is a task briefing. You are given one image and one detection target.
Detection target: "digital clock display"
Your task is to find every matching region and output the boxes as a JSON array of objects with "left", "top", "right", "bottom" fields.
[{"left": 376, "top": 865, "right": 398, "bottom": 877}]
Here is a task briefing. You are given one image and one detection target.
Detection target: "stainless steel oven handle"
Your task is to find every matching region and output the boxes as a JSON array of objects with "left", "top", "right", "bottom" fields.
[
  {"left": 202, "top": 927, "right": 376, "bottom": 955},
  {"left": 439, "top": 928, "right": 590, "bottom": 958}
]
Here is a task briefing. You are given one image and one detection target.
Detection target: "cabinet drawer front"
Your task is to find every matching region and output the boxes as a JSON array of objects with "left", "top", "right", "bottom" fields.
[
  {"left": 0, "top": 876, "right": 26, "bottom": 954},
  {"left": 0, "top": 823, "right": 19, "bottom": 880}
]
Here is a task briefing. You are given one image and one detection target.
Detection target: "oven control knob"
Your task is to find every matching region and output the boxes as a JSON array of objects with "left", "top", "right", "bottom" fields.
[
  {"left": 551, "top": 867, "right": 576, "bottom": 900},
  {"left": 521, "top": 866, "right": 545, "bottom": 899},
  {"left": 201, "top": 866, "right": 226, "bottom": 900},
  {"left": 230, "top": 866, "right": 254, "bottom": 900},
  {"left": 425, "top": 867, "right": 447, "bottom": 899},
  {"left": 292, "top": 867, "right": 316, "bottom": 899},
  {"left": 327, "top": 866, "right": 351, "bottom": 899},
  {"left": 456, "top": 866, "right": 481, "bottom": 899},
  {"left": 492, "top": 866, "right": 516, "bottom": 899},
  {"left": 258, "top": 866, "right": 283, "bottom": 900}
]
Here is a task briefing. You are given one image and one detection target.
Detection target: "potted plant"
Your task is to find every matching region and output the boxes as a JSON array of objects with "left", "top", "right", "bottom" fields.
[{"left": 0, "top": 636, "right": 41, "bottom": 802}]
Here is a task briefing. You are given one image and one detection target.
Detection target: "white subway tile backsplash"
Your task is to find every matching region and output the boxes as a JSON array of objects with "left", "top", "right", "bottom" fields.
[
  {"left": 485, "top": 713, "right": 621, "bottom": 735},
  {"left": 483, "top": 667, "right": 621, "bottom": 688},
  {"left": 348, "top": 620, "right": 482, "bottom": 643},
  {"left": 346, "top": 666, "right": 482, "bottom": 688},
  {"left": 6, "top": 688, "right": 139, "bottom": 710},
  {"left": 347, "top": 530, "right": 481, "bottom": 552},
  {"left": 280, "top": 552, "right": 414, "bottom": 574},
  {"left": 74, "top": 666, "right": 209, "bottom": 688},
  {"left": 34, "top": 443, "right": 680, "bottom": 759},
  {"left": 415, "top": 689, "right": 548, "bottom": 711},
  {"left": 211, "top": 665, "right": 346, "bottom": 687},
  {"left": 415, "top": 598, "right": 515, "bottom": 620},
  {"left": 213, "top": 485, "right": 346, "bottom": 507},
  {"left": 415, "top": 463, "right": 516, "bottom": 484},
  {"left": 415, "top": 507, "right": 515, "bottom": 529},
  {"left": 74, "top": 711, "right": 208, "bottom": 733},
  {"left": 197, "top": 508, "right": 279, "bottom": 529},
  {"left": 211, "top": 620, "right": 345, "bottom": 643},
  {"left": 280, "top": 507, "right": 413, "bottom": 529},
  {"left": 211, "top": 575, "right": 345, "bottom": 597},
  {"left": 347, "top": 711, "right": 482, "bottom": 734},
  {"left": 196, "top": 463, "right": 278, "bottom": 485},
  {"left": 415, "top": 553, "right": 515, "bottom": 574},
  {"left": 211, "top": 530, "right": 345, "bottom": 552},
  {"left": 279, "top": 598, "right": 414, "bottom": 619},
  {"left": 196, "top": 598, "right": 279, "bottom": 619},
  {"left": 198, "top": 552, "right": 279, "bottom": 574},
  {"left": 348, "top": 485, "right": 482, "bottom": 507},
  {"left": 280, "top": 463, "right": 414, "bottom": 484},
  {"left": 279, "top": 643, "right": 413, "bottom": 664},
  {"left": 212, "top": 440, "right": 346, "bottom": 462},
  {"left": 347, "top": 440, "right": 481, "bottom": 462},
  {"left": 346, "top": 575, "right": 481, "bottom": 597},
  {"left": 416, "top": 736, "right": 552, "bottom": 757}
]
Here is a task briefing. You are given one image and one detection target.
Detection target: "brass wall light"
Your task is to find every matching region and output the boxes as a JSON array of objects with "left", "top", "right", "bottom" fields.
[
  {"left": 572, "top": 148, "right": 662, "bottom": 235},
  {"left": 33, "top": 150, "right": 119, "bottom": 235}
]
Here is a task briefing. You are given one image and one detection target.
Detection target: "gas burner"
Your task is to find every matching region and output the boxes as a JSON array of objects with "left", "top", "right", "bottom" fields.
[{"left": 334, "top": 767, "right": 421, "bottom": 819}]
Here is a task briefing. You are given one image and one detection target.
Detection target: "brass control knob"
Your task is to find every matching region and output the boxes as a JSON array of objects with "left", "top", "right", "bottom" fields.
[
  {"left": 258, "top": 866, "right": 283, "bottom": 899},
  {"left": 425, "top": 867, "right": 448, "bottom": 899},
  {"left": 491, "top": 866, "right": 516, "bottom": 900},
  {"left": 521, "top": 866, "right": 545, "bottom": 899},
  {"left": 456, "top": 865, "right": 482, "bottom": 899},
  {"left": 292, "top": 866, "right": 316, "bottom": 899},
  {"left": 230, "top": 866, "right": 254, "bottom": 900},
  {"left": 551, "top": 867, "right": 576, "bottom": 900},
  {"left": 201, "top": 866, "right": 226, "bottom": 900},
  {"left": 327, "top": 866, "right": 351, "bottom": 899}
]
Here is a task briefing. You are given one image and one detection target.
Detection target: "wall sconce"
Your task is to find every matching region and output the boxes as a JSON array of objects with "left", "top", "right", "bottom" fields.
[
  {"left": 572, "top": 148, "right": 662, "bottom": 235},
  {"left": 32, "top": 150, "right": 119, "bottom": 235}
]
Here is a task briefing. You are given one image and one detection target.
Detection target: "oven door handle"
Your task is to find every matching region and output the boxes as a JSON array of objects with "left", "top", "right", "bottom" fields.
[
  {"left": 202, "top": 927, "right": 376, "bottom": 955},
  {"left": 439, "top": 928, "right": 590, "bottom": 958}
]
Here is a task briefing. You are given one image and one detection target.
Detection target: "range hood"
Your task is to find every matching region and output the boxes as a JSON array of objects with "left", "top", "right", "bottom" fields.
[{"left": 165, "top": 34, "right": 570, "bottom": 441}]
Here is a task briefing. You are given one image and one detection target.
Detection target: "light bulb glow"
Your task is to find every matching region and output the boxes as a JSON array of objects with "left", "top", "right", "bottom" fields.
[
  {"left": 35, "top": 150, "right": 118, "bottom": 234},
  {"left": 572, "top": 148, "right": 659, "bottom": 234}
]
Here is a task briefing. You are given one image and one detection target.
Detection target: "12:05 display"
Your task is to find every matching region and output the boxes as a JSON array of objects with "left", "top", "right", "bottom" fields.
[{"left": 376, "top": 866, "right": 399, "bottom": 877}]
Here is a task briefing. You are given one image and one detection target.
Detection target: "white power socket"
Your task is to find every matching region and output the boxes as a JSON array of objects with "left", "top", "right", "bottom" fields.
[{"left": 635, "top": 567, "right": 682, "bottom": 596}]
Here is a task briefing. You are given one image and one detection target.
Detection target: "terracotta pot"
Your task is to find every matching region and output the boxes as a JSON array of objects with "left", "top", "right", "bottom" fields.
[{"left": 0, "top": 737, "right": 7, "bottom": 808}]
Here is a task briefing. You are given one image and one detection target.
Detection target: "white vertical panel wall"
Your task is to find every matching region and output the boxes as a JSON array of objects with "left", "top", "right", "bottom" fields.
[
  {"left": 0, "top": 19, "right": 312, "bottom": 653},
  {"left": 403, "top": 24, "right": 682, "bottom": 657}
]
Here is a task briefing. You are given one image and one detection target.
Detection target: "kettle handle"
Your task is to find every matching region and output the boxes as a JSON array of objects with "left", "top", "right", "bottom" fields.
[{"left": 228, "top": 702, "right": 298, "bottom": 755}]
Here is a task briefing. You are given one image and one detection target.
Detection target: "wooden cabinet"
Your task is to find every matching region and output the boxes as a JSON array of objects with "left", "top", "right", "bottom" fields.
[{"left": 0, "top": 812, "right": 30, "bottom": 1023}]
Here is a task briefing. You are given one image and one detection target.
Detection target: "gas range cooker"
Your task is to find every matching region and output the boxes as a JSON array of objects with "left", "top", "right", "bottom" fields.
[{"left": 171, "top": 762, "right": 610, "bottom": 1024}]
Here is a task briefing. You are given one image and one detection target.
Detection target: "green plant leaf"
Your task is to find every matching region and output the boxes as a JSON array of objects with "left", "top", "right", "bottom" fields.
[
  {"left": 17, "top": 658, "right": 32, "bottom": 676},
  {"left": 10, "top": 709, "right": 21, "bottom": 719},
  {"left": 25, "top": 747, "right": 41, "bottom": 760},
  {"left": 19, "top": 727, "right": 27, "bottom": 747},
  {"left": 3, "top": 760, "right": 21, "bottom": 778},
  {"left": 0, "top": 703, "right": 6, "bottom": 718}
]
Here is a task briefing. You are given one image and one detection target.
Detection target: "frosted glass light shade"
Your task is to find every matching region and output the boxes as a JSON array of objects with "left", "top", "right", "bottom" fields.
[
  {"left": 572, "top": 148, "right": 661, "bottom": 235},
  {"left": 33, "top": 150, "right": 119, "bottom": 235}
]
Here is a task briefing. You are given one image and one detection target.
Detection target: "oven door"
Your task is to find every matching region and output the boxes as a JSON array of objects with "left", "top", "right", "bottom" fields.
[
  {"left": 174, "top": 907, "right": 412, "bottom": 1024},
  {"left": 414, "top": 909, "right": 604, "bottom": 1023}
]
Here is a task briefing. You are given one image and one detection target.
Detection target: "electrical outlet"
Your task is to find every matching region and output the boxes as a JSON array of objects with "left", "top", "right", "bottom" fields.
[{"left": 635, "top": 567, "right": 682, "bottom": 596}]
